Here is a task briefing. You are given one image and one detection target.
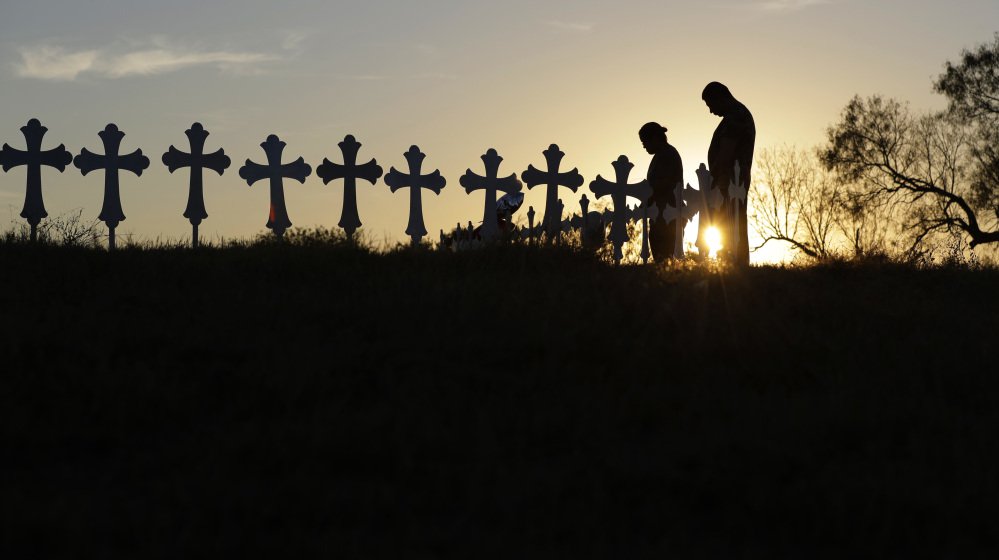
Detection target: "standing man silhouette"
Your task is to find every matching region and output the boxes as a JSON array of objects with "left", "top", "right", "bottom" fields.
[
  {"left": 639, "top": 122, "right": 683, "bottom": 262},
  {"left": 700, "top": 82, "right": 755, "bottom": 266}
]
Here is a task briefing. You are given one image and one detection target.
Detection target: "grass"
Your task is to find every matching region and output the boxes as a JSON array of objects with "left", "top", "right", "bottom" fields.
[{"left": 1, "top": 233, "right": 998, "bottom": 557}]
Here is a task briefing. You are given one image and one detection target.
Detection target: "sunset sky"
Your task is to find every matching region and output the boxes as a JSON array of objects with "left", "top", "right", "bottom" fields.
[{"left": 1, "top": 0, "right": 997, "bottom": 259}]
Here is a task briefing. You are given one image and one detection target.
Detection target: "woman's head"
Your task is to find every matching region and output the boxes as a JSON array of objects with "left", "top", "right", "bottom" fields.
[{"left": 639, "top": 122, "right": 668, "bottom": 154}]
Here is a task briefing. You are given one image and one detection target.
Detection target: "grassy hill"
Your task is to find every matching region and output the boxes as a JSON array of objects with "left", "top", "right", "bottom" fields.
[{"left": 2, "top": 237, "right": 997, "bottom": 557}]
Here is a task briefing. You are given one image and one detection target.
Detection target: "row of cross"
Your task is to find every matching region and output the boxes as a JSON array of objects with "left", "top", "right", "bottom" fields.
[{"left": 0, "top": 119, "right": 747, "bottom": 261}]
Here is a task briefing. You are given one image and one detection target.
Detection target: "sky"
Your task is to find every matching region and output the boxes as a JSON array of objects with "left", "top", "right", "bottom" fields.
[{"left": 1, "top": 0, "right": 997, "bottom": 259}]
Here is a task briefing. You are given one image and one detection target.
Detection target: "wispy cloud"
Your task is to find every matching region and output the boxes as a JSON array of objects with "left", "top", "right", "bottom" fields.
[
  {"left": 331, "top": 73, "right": 458, "bottom": 82},
  {"left": 280, "top": 30, "right": 310, "bottom": 52},
  {"left": 754, "top": 0, "right": 831, "bottom": 11},
  {"left": 335, "top": 74, "right": 390, "bottom": 81},
  {"left": 545, "top": 21, "right": 594, "bottom": 32},
  {"left": 14, "top": 46, "right": 99, "bottom": 80},
  {"left": 103, "top": 49, "right": 277, "bottom": 77},
  {"left": 14, "top": 40, "right": 278, "bottom": 81}
]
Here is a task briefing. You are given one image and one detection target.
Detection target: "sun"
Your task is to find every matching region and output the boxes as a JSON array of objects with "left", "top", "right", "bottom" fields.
[{"left": 704, "top": 226, "right": 723, "bottom": 259}]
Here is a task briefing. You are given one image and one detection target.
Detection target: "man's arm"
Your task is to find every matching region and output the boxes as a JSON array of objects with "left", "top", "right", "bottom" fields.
[
  {"left": 711, "top": 136, "right": 738, "bottom": 192},
  {"left": 711, "top": 108, "right": 753, "bottom": 191}
]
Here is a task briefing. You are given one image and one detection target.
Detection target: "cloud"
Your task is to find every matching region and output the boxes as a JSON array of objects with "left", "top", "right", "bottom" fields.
[
  {"left": 754, "top": 0, "right": 831, "bottom": 11},
  {"left": 14, "top": 41, "right": 278, "bottom": 81},
  {"left": 330, "top": 72, "right": 457, "bottom": 82},
  {"left": 103, "top": 49, "right": 277, "bottom": 77},
  {"left": 280, "top": 30, "right": 310, "bottom": 52},
  {"left": 335, "top": 74, "right": 390, "bottom": 81},
  {"left": 546, "top": 21, "right": 594, "bottom": 32},
  {"left": 15, "top": 46, "right": 99, "bottom": 80}
]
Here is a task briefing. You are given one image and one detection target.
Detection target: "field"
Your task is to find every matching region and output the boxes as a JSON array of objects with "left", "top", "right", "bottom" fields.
[{"left": 2, "top": 236, "right": 998, "bottom": 557}]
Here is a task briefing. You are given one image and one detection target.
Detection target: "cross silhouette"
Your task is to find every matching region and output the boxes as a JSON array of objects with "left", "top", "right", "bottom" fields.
[
  {"left": 528, "top": 205, "right": 536, "bottom": 233},
  {"left": 73, "top": 124, "right": 150, "bottom": 250},
  {"left": 316, "top": 135, "right": 383, "bottom": 239},
  {"left": 521, "top": 144, "right": 584, "bottom": 238},
  {"left": 570, "top": 194, "right": 603, "bottom": 248},
  {"left": 162, "top": 123, "right": 231, "bottom": 248},
  {"left": 629, "top": 202, "right": 659, "bottom": 264},
  {"left": 556, "top": 199, "right": 573, "bottom": 240},
  {"left": 694, "top": 163, "right": 723, "bottom": 260},
  {"left": 460, "top": 148, "right": 522, "bottom": 240},
  {"left": 384, "top": 145, "right": 446, "bottom": 246},
  {"left": 728, "top": 161, "right": 748, "bottom": 254},
  {"left": 238, "top": 135, "right": 312, "bottom": 238},
  {"left": 696, "top": 163, "right": 724, "bottom": 211},
  {"left": 661, "top": 182, "right": 700, "bottom": 259},
  {"left": 0, "top": 118, "right": 73, "bottom": 241},
  {"left": 589, "top": 155, "right": 651, "bottom": 263}
]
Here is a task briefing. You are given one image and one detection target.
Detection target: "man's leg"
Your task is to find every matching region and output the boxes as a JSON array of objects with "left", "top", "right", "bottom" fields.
[
  {"left": 721, "top": 199, "right": 738, "bottom": 263},
  {"left": 738, "top": 195, "right": 750, "bottom": 266},
  {"left": 650, "top": 218, "right": 673, "bottom": 262}
]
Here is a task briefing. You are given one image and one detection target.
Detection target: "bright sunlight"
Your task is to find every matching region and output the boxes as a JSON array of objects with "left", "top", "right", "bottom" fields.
[{"left": 704, "top": 226, "right": 722, "bottom": 259}]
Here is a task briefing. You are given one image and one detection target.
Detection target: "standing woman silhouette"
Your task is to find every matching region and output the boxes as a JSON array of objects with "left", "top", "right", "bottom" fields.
[{"left": 639, "top": 122, "right": 684, "bottom": 261}]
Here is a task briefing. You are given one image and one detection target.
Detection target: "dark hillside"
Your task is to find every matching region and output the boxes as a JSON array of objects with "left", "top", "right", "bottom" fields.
[{"left": 2, "top": 242, "right": 997, "bottom": 557}]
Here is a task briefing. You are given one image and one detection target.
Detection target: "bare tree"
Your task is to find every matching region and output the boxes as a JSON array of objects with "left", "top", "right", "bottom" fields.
[
  {"left": 935, "top": 33, "right": 999, "bottom": 226},
  {"left": 935, "top": 33, "right": 999, "bottom": 122},
  {"left": 831, "top": 179, "right": 909, "bottom": 258},
  {"left": 750, "top": 146, "right": 840, "bottom": 259},
  {"left": 821, "top": 36, "right": 999, "bottom": 252},
  {"left": 820, "top": 96, "right": 996, "bottom": 252}
]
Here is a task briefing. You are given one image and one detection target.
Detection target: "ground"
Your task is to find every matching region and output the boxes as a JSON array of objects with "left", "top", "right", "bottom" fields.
[{"left": 1, "top": 240, "right": 997, "bottom": 557}]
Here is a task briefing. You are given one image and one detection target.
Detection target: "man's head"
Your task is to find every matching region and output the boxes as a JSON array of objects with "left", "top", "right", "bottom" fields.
[
  {"left": 639, "top": 122, "right": 669, "bottom": 154},
  {"left": 702, "top": 82, "right": 736, "bottom": 117}
]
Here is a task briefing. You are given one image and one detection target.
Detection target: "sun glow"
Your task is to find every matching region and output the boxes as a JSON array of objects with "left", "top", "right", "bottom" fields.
[{"left": 705, "top": 226, "right": 722, "bottom": 259}]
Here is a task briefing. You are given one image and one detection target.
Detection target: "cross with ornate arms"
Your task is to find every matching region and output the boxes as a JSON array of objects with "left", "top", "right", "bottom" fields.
[
  {"left": 629, "top": 202, "right": 659, "bottom": 264},
  {"left": 694, "top": 163, "right": 723, "bottom": 259},
  {"left": 73, "top": 124, "right": 150, "bottom": 250},
  {"left": 661, "top": 182, "right": 701, "bottom": 260},
  {"left": 0, "top": 118, "right": 73, "bottom": 241},
  {"left": 696, "top": 163, "right": 724, "bottom": 212},
  {"left": 384, "top": 145, "right": 447, "bottom": 246},
  {"left": 238, "top": 134, "right": 312, "bottom": 238},
  {"left": 162, "top": 123, "right": 231, "bottom": 248},
  {"left": 521, "top": 144, "right": 584, "bottom": 239},
  {"left": 728, "top": 161, "right": 748, "bottom": 254},
  {"left": 589, "top": 155, "right": 651, "bottom": 264},
  {"left": 460, "top": 148, "right": 522, "bottom": 240},
  {"left": 316, "top": 135, "right": 383, "bottom": 239}
]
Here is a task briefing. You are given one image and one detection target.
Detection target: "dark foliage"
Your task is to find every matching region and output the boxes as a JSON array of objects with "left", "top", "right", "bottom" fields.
[
  {"left": 822, "top": 36, "right": 999, "bottom": 251},
  {"left": 935, "top": 34, "right": 999, "bottom": 223},
  {"left": 935, "top": 33, "right": 999, "bottom": 122}
]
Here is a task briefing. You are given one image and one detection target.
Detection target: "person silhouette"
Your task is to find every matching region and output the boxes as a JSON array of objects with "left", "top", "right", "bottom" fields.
[
  {"left": 700, "top": 82, "right": 755, "bottom": 266},
  {"left": 639, "top": 122, "right": 683, "bottom": 262}
]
